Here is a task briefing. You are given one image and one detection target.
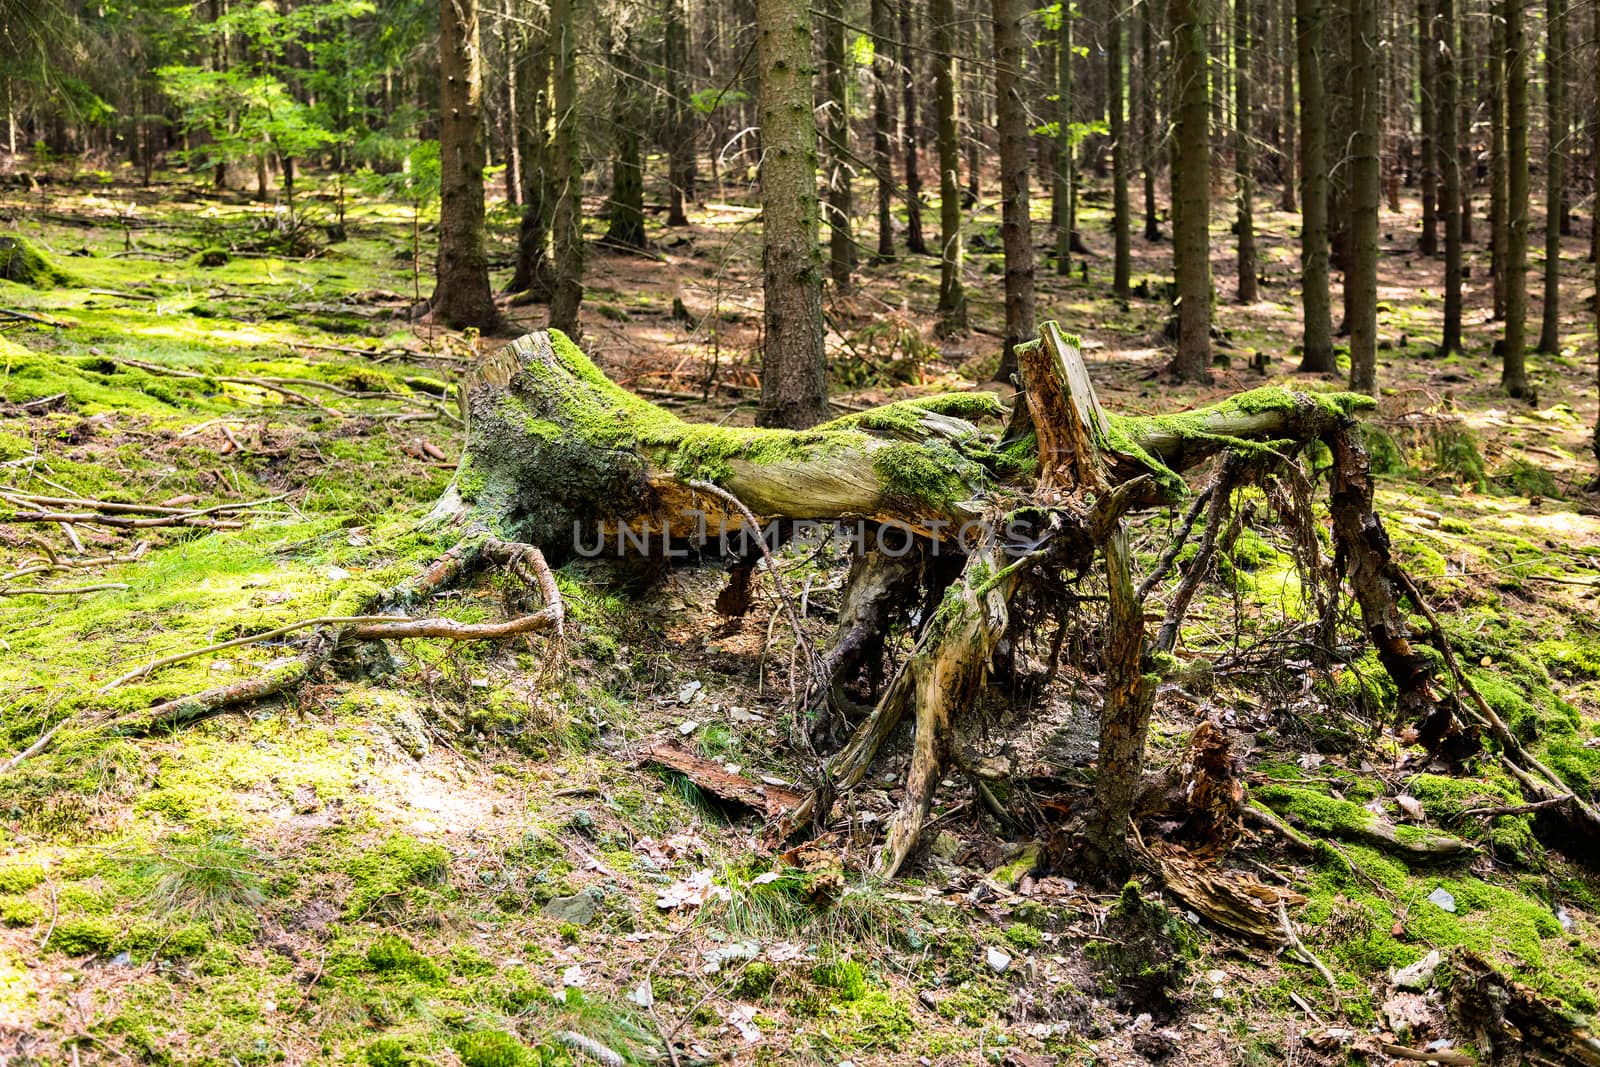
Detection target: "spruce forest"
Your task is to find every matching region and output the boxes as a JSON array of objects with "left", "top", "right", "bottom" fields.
[{"left": 4, "top": 0, "right": 1600, "bottom": 1061}]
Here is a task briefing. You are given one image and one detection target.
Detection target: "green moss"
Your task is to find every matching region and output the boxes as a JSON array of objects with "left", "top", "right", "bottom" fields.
[
  {"left": 812, "top": 958, "right": 867, "bottom": 1001},
  {"left": 735, "top": 960, "right": 777, "bottom": 997},
  {"left": 0, "top": 862, "right": 45, "bottom": 894},
  {"left": 1003, "top": 922, "right": 1043, "bottom": 949},
  {"left": 343, "top": 834, "right": 450, "bottom": 920},
  {"left": 365, "top": 933, "right": 445, "bottom": 982},
  {"left": 454, "top": 1030, "right": 534, "bottom": 1067},
  {"left": 0, "top": 234, "right": 76, "bottom": 287},
  {"left": 0, "top": 895, "right": 45, "bottom": 926},
  {"left": 49, "top": 914, "right": 120, "bottom": 955}
]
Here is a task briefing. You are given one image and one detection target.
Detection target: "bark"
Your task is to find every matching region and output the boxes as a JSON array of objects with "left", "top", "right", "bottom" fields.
[
  {"left": 1418, "top": 0, "right": 1438, "bottom": 255},
  {"left": 1170, "top": 0, "right": 1213, "bottom": 382},
  {"left": 1278, "top": 0, "right": 1298, "bottom": 211},
  {"left": 603, "top": 28, "right": 648, "bottom": 249},
  {"left": 823, "top": 0, "right": 854, "bottom": 292},
  {"left": 1438, "top": 0, "right": 1463, "bottom": 354},
  {"left": 510, "top": 21, "right": 556, "bottom": 299},
  {"left": 1502, "top": 0, "right": 1530, "bottom": 397},
  {"left": 432, "top": 0, "right": 501, "bottom": 332},
  {"left": 1140, "top": 5, "right": 1162, "bottom": 240},
  {"left": 1347, "top": 0, "right": 1381, "bottom": 395},
  {"left": 1234, "top": 0, "right": 1258, "bottom": 302},
  {"left": 1055, "top": 0, "right": 1075, "bottom": 273},
  {"left": 900, "top": 0, "right": 928, "bottom": 254},
  {"left": 1536, "top": 0, "right": 1564, "bottom": 354},
  {"left": 871, "top": 0, "right": 897, "bottom": 262},
  {"left": 932, "top": 0, "right": 968, "bottom": 333},
  {"left": 1296, "top": 0, "right": 1337, "bottom": 372},
  {"left": 1490, "top": 8, "right": 1508, "bottom": 318},
  {"left": 548, "top": 0, "right": 584, "bottom": 334},
  {"left": 991, "top": 0, "right": 1036, "bottom": 382},
  {"left": 1109, "top": 7, "right": 1131, "bottom": 299},
  {"left": 664, "top": 0, "right": 692, "bottom": 227},
  {"left": 755, "top": 0, "right": 829, "bottom": 428}
]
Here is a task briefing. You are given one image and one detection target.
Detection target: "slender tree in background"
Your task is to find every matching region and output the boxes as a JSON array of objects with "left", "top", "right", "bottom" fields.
[
  {"left": 1457, "top": 13, "right": 1473, "bottom": 244},
  {"left": 1055, "top": 0, "right": 1075, "bottom": 273},
  {"left": 1109, "top": 5, "right": 1130, "bottom": 298},
  {"left": 510, "top": 17, "right": 555, "bottom": 299},
  {"left": 1170, "top": 0, "right": 1212, "bottom": 381},
  {"left": 1536, "top": 0, "right": 1564, "bottom": 354},
  {"left": 823, "top": 0, "right": 853, "bottom": 292},
  {"left": 1278, "top": 0, "right": 1298, "bottom": 211},
  {"left": 900, "top": 0, "right": 928, "bottom": 254},
  {"left": 1295, "top": 0, "right": 1336, "bottom": 372},
  {"left": 1490, "top": 8, "right": 1507, "bottom": 318},
  {"left": 1437, "top": 0, "right": 1463, "bottom": 354},
  {"left": 432, "top": 0, "right": 500, "bottom": 332},
  {"left": 603, "top": 25, "right": 647, "bottom": 249},
  {"left": 1234, "top": 0, "right": 1258, "bottom": 302},
  {"left": 1502, "top": 0, "right": 1530, "bottom": 397},
  {"left": 1418, "top": 0, "right": 1437, "bottom": 255},
  {"left": 932, "top": 0, "right": 967, "bottom": 332},
  {"left": 1347, "top": 0, "right": 1380, "bottom": 393},
  {"left": 1139, "top": 5, "right": 1161, "bottom": 240},
  {"left": 991, "top": 0, "right": 1036, "bottom": 382},
  {"left": 663, "top": 0, "right": 691, "bottom": 227},
  {"left": 872, "top": 0, "right": 896, "bottom": 262},
  {"left": 548, "top": 0, "right": 584, "bottom": 334},
  {"left": 755, "top": 0, "right": 828, "bottom": 428}
]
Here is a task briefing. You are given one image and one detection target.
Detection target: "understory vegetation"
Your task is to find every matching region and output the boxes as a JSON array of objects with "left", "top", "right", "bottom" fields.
[{"left": 1, "top": 162, "right": 1598, "bottom": 1067}]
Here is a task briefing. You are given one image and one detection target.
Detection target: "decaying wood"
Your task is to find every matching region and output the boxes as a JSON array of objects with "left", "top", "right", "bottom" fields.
[
  {"left": 640, "top": 744, "right": 805, "bottom": 817},
  {"left": 1450, "top": 949, "right": 1600, "bottom": 1066},
  {"left": 1138, "top": 840, "right": 1305, "bottom": 944}
]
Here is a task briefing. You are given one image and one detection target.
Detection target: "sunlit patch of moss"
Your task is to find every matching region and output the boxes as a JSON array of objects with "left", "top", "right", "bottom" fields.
[{"left": 343, "top": 834, "right": 451, "bottom": 921}]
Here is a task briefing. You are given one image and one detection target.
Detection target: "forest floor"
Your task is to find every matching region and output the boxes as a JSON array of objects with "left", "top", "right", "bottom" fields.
[{"left": 1, "top": 162, "right": 1599, "bottom": 1067}]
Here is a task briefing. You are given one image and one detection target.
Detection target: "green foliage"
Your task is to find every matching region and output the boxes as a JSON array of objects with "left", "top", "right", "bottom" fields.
[
  {"left": 343, "top": 834, "right": 450, "bottom": 920},
  {"left": 454, "top": 1030, "right": 534, "bottom": 1067},
  {"left": 139, "top": 831, "right": 266, "bottom": 926},
  {"left": 365, "top": 934, "right": 444, "bottom": 982},
  {"left": 812, "top": 958, "right": 867, "bottom": 1001}
]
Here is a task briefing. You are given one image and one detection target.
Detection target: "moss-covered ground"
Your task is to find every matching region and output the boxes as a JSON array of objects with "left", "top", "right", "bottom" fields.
[{"left": 1, "top": 160, "right": 1599, "bottom": 1066}]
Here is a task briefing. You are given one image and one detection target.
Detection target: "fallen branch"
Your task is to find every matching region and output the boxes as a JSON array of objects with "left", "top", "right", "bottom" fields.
[
  {"left": 1278, "top": 900, "right": 1342, "bottom": 1009},
  {"left": 0, "top": 582, "right": 128, "bottom": 596}
]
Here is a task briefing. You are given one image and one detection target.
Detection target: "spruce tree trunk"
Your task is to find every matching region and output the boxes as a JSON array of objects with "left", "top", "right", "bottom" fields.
[
  {"left": 756, "top": 0, "right": 830, "bottom": 429},
  {"left": 872, "top": 0, "right": 897, "bottom": 262},
  {"left": 511, "top": 23, "right": 556, "bottom": 299},
  {"left": 1279, "top": 0, "right": 1298, "bottom": 210},
  {"left": 1536, "top": 0, "right": 1564, "bottom": 354},
  {"left": 1418, "top": 0, "right": 1438, "bottom": 255},
  {"left": 1055, "top": 1, "right": 1075, "bottom": 273},
  {"left": 548, "top": 0, "right": 584, "bottom": 335},
  {"left": 991, "top": 0, "right": 1037, "bottom": 382},
  {"left": 603, "top": 29, "right": 648, "bottom": 249},
  {"left": 1109, "top": 8, "right": 1131, "bottom": 298},
  {"left": 432, "top": 0, "right": 501, "bottom": 332},
  {"left": 900, "top": 0, "right": 928, "bottom": 254},
  {"left": 1438, "top": 0, "right": 1463, "bottom": 354},
  {"left": 1170, "top": 0, "right": 1213, "bottom": 382},
  {"left": 1235, "top": 0, "right": 1258, "bottom": 302},
  {"left": 932, "top": 0, "right": 968, "bottom": 332},
  {"left": 1457, "top": 15, "right": 1473, "bottom": 244},
  {"left": 824, "top": 0, "right": 855, "bottom": 292},
  {"left": 1140, "top": 5, "right": 1161, "bottom": 241},
  {"left": 1347, "top": 0, "right": 1380, "bottom": 394},
  {"left": 1502, "top": 0, "right": 1530, "bottom": 397},
  {"left": 1490, "top": 9, "right": 1508, "bottom": 318},
  {"left": 1296, "top": 0, "right": 1337, "bottom": 372},
  {"left": 664, "top": 0, "right": 692, "bottom": 227}
]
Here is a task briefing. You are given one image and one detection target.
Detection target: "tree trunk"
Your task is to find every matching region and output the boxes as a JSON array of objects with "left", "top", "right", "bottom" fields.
[
  {"left": 900, "top": 0, "right": 928, "bottom": 254},
  {"left": 603, "top": 28, "right": 648, "bottom": 249},
  {"left": 1419, "top": 0, "right": 1438, "bottom": 255},
  {"left": 756, "top": 0, "right": 829, "bottom": 428},
  {"left": 1055, "top": 0, "right": 1076, "bottom": 273},
  {"left": 1235, "top": 0, "right": 1258, "bottom": 302},
  {"left": 1140, "top": 4, "right": 1161, "bottom": 240},
  {"left": 433, "top": 0, "right": 502, "bottom": 332},
  {"left": 1170, "top": 0, "right": 1213, "bottom": 382},
  {"left": 1457, "top": 12, "right": 1473, "bottom": 245},
  {"left": 872, "top": 0, "right": 897, "bottom": 262},
  {"left": 664, "top": 0, "right": 692, "bottom": 227},
  {"left": 1278, "top": 0, "right": 1298, "bottom": 210},
  {"left": 1347, "top": 0, "right": 1380, "bottom": 394},
  {"left": 510, "top": 23, "right": 556, "bottom": 299},
  {"left": 1490, "top": 7, "right": 1508, "bottom": 318},
  {"left": 1502, "top": 0, "right": 1530, "bottom": 397},
  {"left": 991, "top": 0, "right": 1037, "bottom": 382},
  {"left": 548, "top": 0, "right": 584, "bottom": 334},
  {"left": 933, "top": 0, "right": 968, "bottom": 333},
  {"left": 1110, "top": 6, "right": 1131, "bottom": 298},
  {"left": 1536, "top": 0, "right": 1564, "bottom": 354},
  {"left": 1438, "top": 0, "right": 1463, "bottom": 354},
  {"left": 824, "top": 0, "right": 854, "bottom": 292},
  {"left": 1296, "top": 0, "right": 1337, "bottom": 372}
]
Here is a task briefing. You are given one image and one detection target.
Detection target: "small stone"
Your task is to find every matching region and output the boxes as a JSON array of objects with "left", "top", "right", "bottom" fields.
[
  {"left": 677, "top": 681, "right": 702, "bottom": 703},
  {"left": 543, "top": 886, "right": 605, "bottom": 925},
  {"left": 1427, "top": 887, "right": 1457, "bottom": 913},
  {"left": 678, "top": 719, "right": 700, "bottom": 736},
  {"left": 1392, "top": 949, "right": 1444, "bottom": 990},
  {"left": 928, "top": 830, "right": 962, "bottom": 861},
  {"left": 986, "top": 946, "right": 1012, "bottom": 973}
]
